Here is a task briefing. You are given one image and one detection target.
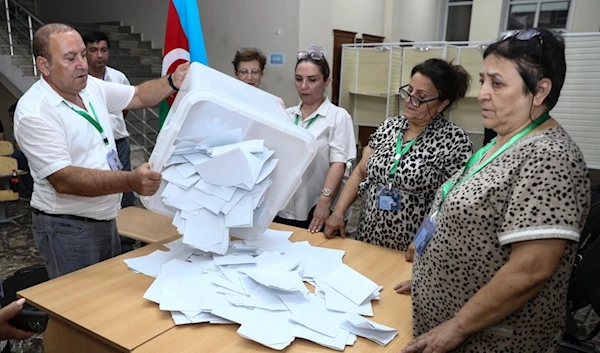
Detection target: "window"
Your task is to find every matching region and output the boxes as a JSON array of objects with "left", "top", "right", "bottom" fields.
[
  {"left": 444, "top": 1, "right": 473, "bottom": 41},
  {"left": 505, "top": 0, "right": 571, "bottom": 31}
]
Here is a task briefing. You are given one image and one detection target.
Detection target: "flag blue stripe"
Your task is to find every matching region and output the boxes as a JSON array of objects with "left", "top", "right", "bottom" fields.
[{"left": 172, "top": 0, "right": 208, "bottom": 65}]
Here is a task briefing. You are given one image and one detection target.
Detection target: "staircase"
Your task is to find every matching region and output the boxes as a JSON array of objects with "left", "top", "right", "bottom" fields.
[{"left": 0, "top": 0, "right": 164, "bottom": 166}]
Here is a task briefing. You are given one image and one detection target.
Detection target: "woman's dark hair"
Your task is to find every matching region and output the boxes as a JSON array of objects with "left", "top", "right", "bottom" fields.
[
  {"left": 411, "top": 58, "right": 470, "bottom": 113},
  {"left": 483, "top": 27, "right": 566, "bottom": 111},
  {"left": 232, "top": 48, "right": 267, "bottom": 72},
  {"left": 296, "top": 55, "right": 331, "bottom": 80}
]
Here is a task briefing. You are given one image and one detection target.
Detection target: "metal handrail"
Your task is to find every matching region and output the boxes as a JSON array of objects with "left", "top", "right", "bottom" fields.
[
  {"left": 2, "top": 0, "right": 40, "bottom": 75},
  {"left": 1, "top": 0, "right": 160, "bottom": 163},
  {"left": 6, "top": 0, "right": 43, "bottom": 26}
]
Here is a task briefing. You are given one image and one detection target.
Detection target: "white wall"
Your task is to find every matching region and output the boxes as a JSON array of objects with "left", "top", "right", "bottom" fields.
[
  {"left": 390, "top": 0, "right": 441, "bottom": 42},
  {"left": 298, "top": 0, "right": 387, "bottom": 58},
  {"left": 332, "top": 0, "right": 386, "bottom": 39},
  {"left": 298, "top": 0, "right": 332, "bottom": 59},
  {"left": 298, "top": 0, "right": 387, "bottom": 102},
  {"left": 198, "top": 0, "right": 300, "bottom": 106},
  {"left": 570, "top": 0, "right": 600, "bottom": 32},
  {"left": 35, "top": 0, "right": 167, "bottom": 48},
  {"left": 469, "top": 0, "right": 504, "bottom": 41}
]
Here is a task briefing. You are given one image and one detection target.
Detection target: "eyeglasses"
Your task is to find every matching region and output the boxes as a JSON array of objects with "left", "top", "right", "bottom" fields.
[
  {"left": 297, "top": 51, "right": 324, "bottom": 61},
  {"left": 237, "top": 69, "right": 262, "bottom": 78},
  {"left": 399, "top": 84, "right": 439, "bottom": 108},
  {"left": 500, "top": 29, "right": 543, "bottom": 43},
  {"left": 500, "top": 29, "right": 544, "bottom": 63}
]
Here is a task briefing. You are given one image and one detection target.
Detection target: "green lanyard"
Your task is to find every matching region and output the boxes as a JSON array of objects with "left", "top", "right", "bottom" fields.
[
  {"left": 437, "top": 111, "right": 551, "bottom": 212},
  {"left": 64, "top": 101, "right": 109, "bottom": 145},
  {"left": 295, "top": 114, "right": 319, "bottom": 129},
  {"left": 388, "top": 132, "right": 416, "bottom": 186}
]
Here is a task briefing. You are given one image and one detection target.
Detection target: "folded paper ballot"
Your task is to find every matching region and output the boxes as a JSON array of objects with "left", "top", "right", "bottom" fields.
[
  {"left": 125, "top": 228, "right": 397, "bottom": 351},
  {"left": 340, "top": 313, "right": 398, "bottom": 346},
  {"left": 324, "top": 264, "right": 380, "bottom": 306}
]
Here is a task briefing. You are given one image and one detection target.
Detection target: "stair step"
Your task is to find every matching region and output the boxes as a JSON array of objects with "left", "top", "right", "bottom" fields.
[
  {"left": 116, "top": 40, "right": 152, "bottom": 50},
  {"left": 10, "top": 54, "right": 34, "bottom": 66},
  {"left": 0, "top": 44, "right": 32, "bottom": 56},
  {"left": 1, "top": 16, "right": 163, "bottom": 153},
  {"left": 106, "top": 56, "right": 161, "bottom": 66},
  {"left": 117, "top": 64, "right": 161, "bottom": 75},
  {"left": 129, "top": 47, "right": 163, "bottom": 57}
]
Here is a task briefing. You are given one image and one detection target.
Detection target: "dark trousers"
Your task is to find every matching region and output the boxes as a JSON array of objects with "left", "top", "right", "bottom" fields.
[
  {"left": 31, "top": 211, "right": 120, "bottom": 279},
  {"left": 12, "top": 150, "right": 33, "bottom": 198},
  {"left": 116, "top": 138, "right": 135, "bottom": 253},
  {"left": 274, "top": 206, "right": 317, "bottom": 230},
  {"left": 116, "top": 138, "right": 134, "bottom": 208}
]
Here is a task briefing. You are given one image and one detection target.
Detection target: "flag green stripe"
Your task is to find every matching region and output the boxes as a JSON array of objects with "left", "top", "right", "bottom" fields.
[{"left": 158, "top": 100, "right": 171, "bottom": 130}]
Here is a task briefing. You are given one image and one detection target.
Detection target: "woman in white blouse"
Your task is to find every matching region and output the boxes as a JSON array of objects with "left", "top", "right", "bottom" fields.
[{"left": 274, "top": 52, "right": 356, "bottom": 233}]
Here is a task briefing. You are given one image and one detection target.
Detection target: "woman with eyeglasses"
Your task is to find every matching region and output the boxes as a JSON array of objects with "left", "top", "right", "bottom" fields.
[
  {"left": 324, "top": 58, "right": 472, "bottom": 255},
  {"left": 398, "top": 28, "right": 591, "bottom": 353},
  {"left": 274, "top": 52, "right": 356, "bottom": 233},
  {"left": 231, "top": 48, "right": 265, "bottom": 88}
]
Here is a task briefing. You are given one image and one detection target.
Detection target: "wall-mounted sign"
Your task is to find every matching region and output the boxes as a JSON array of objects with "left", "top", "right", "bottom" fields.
[{"left": 269, "top": 53, "right": 285, "bottom": 67}]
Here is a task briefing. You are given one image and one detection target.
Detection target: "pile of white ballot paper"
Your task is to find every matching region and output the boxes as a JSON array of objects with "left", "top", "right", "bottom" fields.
[
  {"left": 160, "top": 129, "right": 279, "bottom": 254},
  {"left": 124, "top": 229, "right": 399, "bottom": 351}
]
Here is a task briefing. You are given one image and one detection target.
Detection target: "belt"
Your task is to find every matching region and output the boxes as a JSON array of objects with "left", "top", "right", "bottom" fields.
[{"left": 31, "top": 208, "right": 111, "bottom": 223}]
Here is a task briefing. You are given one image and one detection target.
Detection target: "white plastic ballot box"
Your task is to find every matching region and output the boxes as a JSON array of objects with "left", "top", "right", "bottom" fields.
[{"left": 141, "top": 62, "right": 317, "bottom": 239}]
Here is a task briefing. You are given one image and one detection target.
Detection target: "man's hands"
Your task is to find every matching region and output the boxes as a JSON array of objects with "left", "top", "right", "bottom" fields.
[
  {"left": 128, "top": 163, "right": 162, "bottom": 196},
  {"left": 171, "top": 62, "right": 190, "bottom": 90},
  {"left": 0, "top": 299, "right": 33, "bottom": 340}
]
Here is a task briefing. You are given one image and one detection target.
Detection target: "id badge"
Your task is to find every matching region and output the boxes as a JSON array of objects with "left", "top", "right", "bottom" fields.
[
  {"left": 414, "top": 214, "right": 437, "bottom": 255},
  {"left": 107, "top": 149, "right": 123, "bottom": 171},
  {"left": 376, "top": 185, "right": 402, "bottom": 211}
]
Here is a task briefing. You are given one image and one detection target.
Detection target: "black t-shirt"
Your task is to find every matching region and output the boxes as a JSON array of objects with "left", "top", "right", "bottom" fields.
[{"left": 0, "top": 119, "right": 4, "bottom": 133}]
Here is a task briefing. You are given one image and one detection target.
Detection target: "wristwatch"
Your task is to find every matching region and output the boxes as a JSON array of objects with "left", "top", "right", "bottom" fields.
[{"left": 321, "top": 188, "right": 332, "bottom": 197}]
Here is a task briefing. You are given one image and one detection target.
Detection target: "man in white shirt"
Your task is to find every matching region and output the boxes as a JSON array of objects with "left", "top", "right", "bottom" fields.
[
  {"left": 83, "top": 30, "right": 136, "bottom": 252},
  {"left": 14, "top": 23, "right": 189, "bottom": 278}
]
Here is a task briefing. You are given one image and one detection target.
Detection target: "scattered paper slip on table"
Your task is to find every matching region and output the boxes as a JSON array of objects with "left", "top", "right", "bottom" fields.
[
  {"left": 19, "top": 225, "right": 412, "bottom": 353},
  {"left": 132, "top": 238, "right": 413, "bottom": 353},
  {"left": 18, "top": 223, "right": 329, "bottom": 352}
]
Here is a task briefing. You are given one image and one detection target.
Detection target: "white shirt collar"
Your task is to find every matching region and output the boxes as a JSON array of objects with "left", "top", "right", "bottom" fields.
[
  {"left": 289, "top": 96, "right": 333, "bottom": 119},
  {"left": 39, "top": 75, "right": 90, "bottom": 107}
]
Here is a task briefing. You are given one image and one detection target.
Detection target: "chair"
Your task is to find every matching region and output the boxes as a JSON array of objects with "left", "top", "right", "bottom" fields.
[
  {"left": 0, "top": 265, "right": 49, "bottom": 309},
  {"left": 0, "top": 156, "right": 24, "bottom": 226},
  {"left": 0, "top": 141, "right": 14, "bottom": 156},
  {"left": 559, "top": 189, "right": 600, "bottom": 352},
  {"left": 1, "top": 265, "right": 49, "bottom": 347}
]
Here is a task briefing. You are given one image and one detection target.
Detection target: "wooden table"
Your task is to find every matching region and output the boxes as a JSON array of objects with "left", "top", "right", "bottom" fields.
[
  {"left": 116, "top": 207, "right": 179, "bottom": 244},
  {"left": 19, "top": 225, "right": 413, "bottom": 352},
  {"left": 133, "top": 238, "right": 413, "bottom": 353}
]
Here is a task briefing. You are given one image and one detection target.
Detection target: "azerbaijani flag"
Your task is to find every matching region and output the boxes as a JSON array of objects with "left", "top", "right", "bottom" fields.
[{"left": 158, "top": 0, "right": 207, "bottom": 128}]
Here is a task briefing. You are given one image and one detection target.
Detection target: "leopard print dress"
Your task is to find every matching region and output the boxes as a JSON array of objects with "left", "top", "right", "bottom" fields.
[
  {"left": 356, "top": 115, "right": 472, "bottom": 250},
  {"left": 412, "top": 126, "right": 591, "bottom": 352}
]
